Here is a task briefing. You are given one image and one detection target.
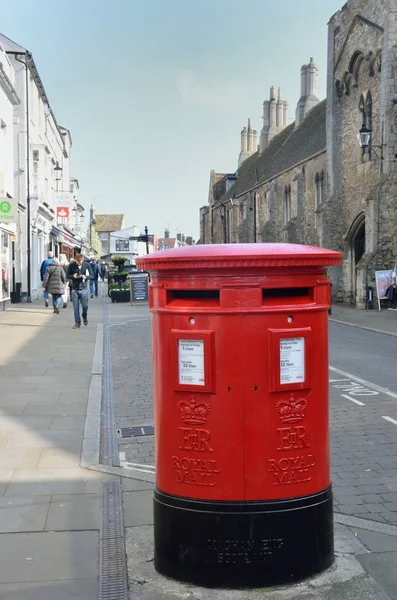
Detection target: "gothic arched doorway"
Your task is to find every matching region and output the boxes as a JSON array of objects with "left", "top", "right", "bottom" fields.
[{"left": 347, "top": 213, "right": 366, "bottom": 305}]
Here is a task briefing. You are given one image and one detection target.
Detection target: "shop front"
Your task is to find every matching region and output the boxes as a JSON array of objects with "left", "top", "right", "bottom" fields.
[
  {"left": 0, "top": 225, "right": 12, "bottom": 309},
  {"left": 51, "top": 225, "right": 84, "bottom": 263}
]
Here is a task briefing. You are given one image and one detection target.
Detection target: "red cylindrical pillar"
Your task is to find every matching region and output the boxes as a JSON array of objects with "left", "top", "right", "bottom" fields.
[{"left": 137, "top": 243, "right": 342, "bottom": 588}]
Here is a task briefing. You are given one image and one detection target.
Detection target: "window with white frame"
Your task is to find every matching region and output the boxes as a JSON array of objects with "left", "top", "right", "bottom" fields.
[
  {"left": 0, "top": 121, "right": 6, "bottom": 187},
  {"left": 32, "top": 150, "right": 39, "bottom": 197}
]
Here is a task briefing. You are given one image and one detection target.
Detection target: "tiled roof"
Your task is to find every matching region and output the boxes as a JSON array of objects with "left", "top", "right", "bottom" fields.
[
  {"left": 95, "top": 214, "right": 125, "bottom": 232},
  {"left": 158, "top": 238, "right": 177, "bottom": 249},
  {"left": 215, "top": 100, "right": 326, "bottom": 206}
]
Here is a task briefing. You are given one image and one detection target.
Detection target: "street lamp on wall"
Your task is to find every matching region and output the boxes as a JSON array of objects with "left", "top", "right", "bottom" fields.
[{"left": 358, "top": 121, "right": 385, "bottom": 160}]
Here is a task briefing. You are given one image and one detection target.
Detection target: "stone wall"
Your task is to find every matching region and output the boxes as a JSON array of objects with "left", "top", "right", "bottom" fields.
[
  {"left": 326, "top": 0, "right": 397, "bottom": 306},
  {"left": 201, "top": 0, "right": 397, "bottom": 307}
]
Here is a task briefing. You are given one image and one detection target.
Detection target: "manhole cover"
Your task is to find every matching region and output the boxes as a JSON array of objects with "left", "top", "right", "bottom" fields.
[{"left": 118, "top": 425, "right": 154, "bottom": 438}]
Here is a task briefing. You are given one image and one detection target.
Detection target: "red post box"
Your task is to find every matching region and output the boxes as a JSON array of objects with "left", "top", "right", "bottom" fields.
[{"left": 137, "top": 243, "right": 342, "bottom": 588}]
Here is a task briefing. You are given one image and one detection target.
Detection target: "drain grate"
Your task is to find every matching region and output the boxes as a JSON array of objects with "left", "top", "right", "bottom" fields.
[
  {"left": 99, "top": 480, "right": 128, "bottom": 600},
  {"left": 118, "top": 425, "right": 154, "bottom": 439}
]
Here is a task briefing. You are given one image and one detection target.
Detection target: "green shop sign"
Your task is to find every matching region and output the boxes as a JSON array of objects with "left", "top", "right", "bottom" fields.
[{"left": 0, "top": 197, "right": 17, "bottom": 223}]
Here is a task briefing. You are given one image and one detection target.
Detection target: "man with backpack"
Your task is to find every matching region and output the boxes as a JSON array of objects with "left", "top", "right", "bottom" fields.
[{"left": 40, "top": 251, "right": 54, "bottom": 307}]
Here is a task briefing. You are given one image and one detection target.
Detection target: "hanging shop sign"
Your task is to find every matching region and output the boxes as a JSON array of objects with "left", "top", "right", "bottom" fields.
[{"left": 0, "top": 196, "right": 18, "bottom": 224}]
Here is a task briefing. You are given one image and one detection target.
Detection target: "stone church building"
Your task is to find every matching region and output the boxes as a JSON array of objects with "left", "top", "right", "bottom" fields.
[{"left": 199, "top": 0, "right": 397, "bottom": 307}]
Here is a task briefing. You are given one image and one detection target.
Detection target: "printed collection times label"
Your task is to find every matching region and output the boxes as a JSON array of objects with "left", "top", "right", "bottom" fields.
[{"left": 178, "top": 339, "right": 205, "bottom": 386}]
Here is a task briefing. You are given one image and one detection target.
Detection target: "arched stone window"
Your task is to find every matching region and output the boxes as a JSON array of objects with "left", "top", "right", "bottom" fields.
[
  {"left": 365, "top": 90, "right": 372, "bottom": 131},
  {"left": 284, "top": 185, "right": 291, "bottom": 224}
]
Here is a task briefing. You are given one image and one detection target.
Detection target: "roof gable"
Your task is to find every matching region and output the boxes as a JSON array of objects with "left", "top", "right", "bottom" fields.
[
  {"left": 95, "top": 214, "right": 125, "bottom": 232},
  {"left": 216, "top": 100, "right": 326, "bottom": 205}
]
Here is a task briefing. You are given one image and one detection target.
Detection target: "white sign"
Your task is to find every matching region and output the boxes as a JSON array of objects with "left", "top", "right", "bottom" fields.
[
  {"left": 178, "top": 339, "right": 205, "bottom": 386},
  {"left": 280, "top": 337, "right": 305, "bottom": 385},
  {"left": 0, "top": 196, "right": 18, "bottom": 224},
  {"left": 54, "top": 192, "right": 74, "bottom": 208},
  {"left": 33, "top": 213, "right": 50, "bottom": 233}
]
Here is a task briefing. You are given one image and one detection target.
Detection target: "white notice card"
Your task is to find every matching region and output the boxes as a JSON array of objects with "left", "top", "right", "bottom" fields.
[
  {"left": 280, "top": 337, "right": 305, "bottom": 385},
  {"left": 178, "top": 339, "right": 205, "bottom": 386}
]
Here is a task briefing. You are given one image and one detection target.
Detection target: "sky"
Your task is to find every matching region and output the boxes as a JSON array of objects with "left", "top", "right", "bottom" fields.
[{"left": 0, "top": 0, "right": 343, "bottom": 240}]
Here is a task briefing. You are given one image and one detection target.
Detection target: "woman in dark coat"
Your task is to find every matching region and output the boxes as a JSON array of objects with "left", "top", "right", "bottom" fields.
[{"left": 42, "top": 257, "right": 66, "bottom": 314}]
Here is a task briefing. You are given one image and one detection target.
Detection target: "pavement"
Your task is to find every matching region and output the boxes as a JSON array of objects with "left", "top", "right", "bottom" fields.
[
  {"left": 0, "top": 297, "right": 397, "bottom": 599},
  {"left": 330, "top": 302, "right": 397, "bottom": 336}
]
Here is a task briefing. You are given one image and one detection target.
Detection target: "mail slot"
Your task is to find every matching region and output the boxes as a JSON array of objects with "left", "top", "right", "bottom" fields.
[{"left": 136, "top": 243, "right": 342, "bottom": 588}]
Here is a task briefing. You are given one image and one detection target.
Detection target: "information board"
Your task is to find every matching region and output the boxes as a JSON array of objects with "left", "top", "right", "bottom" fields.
[
  {"left": 178, "top": 339, "right": 205, "bottom": 386},
  {"left": 375, "top": 270, "right": 393, "bottom": 310},
  {"left": 280, "top": 337, "right": 305, "bottom": 385},
  {"left": 130, "top": 274, "right": 149, "bottom": 303}
]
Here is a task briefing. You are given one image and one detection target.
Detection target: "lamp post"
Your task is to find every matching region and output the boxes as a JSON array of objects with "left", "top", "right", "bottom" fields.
[
  {"left": 54, "top": 161, "right": 62, "bottom": 192},
  {"left": 358, "top": 121, "right": 385, "bottom": 160},
  {"left": 89, "top": 204, "right": 96, "bottom": 253}
]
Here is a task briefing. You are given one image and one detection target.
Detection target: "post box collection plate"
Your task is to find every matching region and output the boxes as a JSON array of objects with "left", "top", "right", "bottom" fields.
[{"left": 137, "top": 243, "right": 342, "bottom": 589}]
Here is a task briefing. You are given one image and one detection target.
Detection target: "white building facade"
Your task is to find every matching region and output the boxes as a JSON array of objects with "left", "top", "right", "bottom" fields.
[
  {"left": 0, "top": 39, "right": 20, "bottom": 307},
  {"left": 109, "top": 226, "right": 153, "bottom": 264},
  {"left": 0, "top": 33, "right": 83, "bottom": 303}
]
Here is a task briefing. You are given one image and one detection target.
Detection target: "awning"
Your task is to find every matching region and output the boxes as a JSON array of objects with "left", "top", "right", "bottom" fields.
[{"left": 50, "top": 226, "right": 83, "bottom": 249}]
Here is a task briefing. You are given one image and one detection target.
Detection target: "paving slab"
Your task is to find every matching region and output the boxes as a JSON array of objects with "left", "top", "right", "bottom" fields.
[
  {"left": 37, "top": 448, "right": 81, "bottom": 469},
  {"left": 5, "top": 430, "right": 82, "bottom": 449},
  {"left": 58, "top": 391, "right": 92, "bottom": 403},
  {"left": 0, "top": 393, "right": 56, "bottom": 404},
  {"left": 0, "top": 578, "right": 98, "bottom": 600},
  {"left": 0, "top": 417, "right": 52, "bottom": 432},
  {"left": 358, "top": 551, "right": 397, "bottom": 600},
  {"left": 5, "top": 468, "right": 101, "bottom": 496},
  {"left": 0, "top": 496, "right": 50, "bottom": 533},
  {"left": 23, "top": 403, "right": 88, "bottom": 416},
  {"left": 122, "top": 489, "right": 153, "bottom": 527},
  {"left": 0, "top": 448, "right": 42, "bottom": 470},
  {"left": 50, "top": 416, "right": 86, "bottom": 431},
  {"left": 0, "top": 405, "right": 27, "bottom": 416},
  {"left": 0, "top": 531, "right": 98, "bottom": 583},
  {"left": 353, "top": 527, "right": 397, "bottom": 552},
  {"left": 0, "top": 470, "right": 14, "bottom": 495},
  {"left": 45, "top": 493, "right": 100, "bottom": 531}
]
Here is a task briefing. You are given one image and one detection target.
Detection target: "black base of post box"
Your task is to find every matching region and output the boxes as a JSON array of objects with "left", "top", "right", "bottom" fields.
[{"left": 154, "top": 486, "right": 334, "bottom": 588}]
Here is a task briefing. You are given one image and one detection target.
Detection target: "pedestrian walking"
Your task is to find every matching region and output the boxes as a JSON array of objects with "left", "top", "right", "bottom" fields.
[
  {"left": 40, "top": 251, "right": 54, "bottom": 307},
  {"left": 42, "top": 257, "right": 66, "bottom": 314},
  {"left": 59, "top": 254, "right": 70, "bottom": 308},
  {"left": 67, "top": 254, "right": 93, "bottom": 329},
  {"left": 90, "top": 258, "right": 100, "bottom": 297},
  {"left": 100, "top": 262, "right": 107, "bottom": 281}
]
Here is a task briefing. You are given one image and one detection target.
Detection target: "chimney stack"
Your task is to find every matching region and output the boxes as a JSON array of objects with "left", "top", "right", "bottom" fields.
[
  {"left": 164, "top": 228, "right": 170, "bottom": 239},
  {"left": 238, "top": 119, "right": 258, "bottom": 167},
  {"left": 295, "top": 57, "right": 319, "bottom": 127},
  {"left": 260, "top": 87, "right": 289, "bottom": 153}
]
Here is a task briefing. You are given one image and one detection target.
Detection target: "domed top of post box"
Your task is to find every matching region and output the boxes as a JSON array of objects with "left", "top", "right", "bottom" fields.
[{"left": 136, "top": 243, "right": 342, "bottom": 271}]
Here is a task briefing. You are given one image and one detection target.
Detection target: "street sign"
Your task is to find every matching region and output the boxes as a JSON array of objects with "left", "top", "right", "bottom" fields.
[
  {"left": 0, "top": 196, "right": 18, "bottom": 224},
  {"left": 57, "top": 206, "right": 70, "bottom": 218},
  {"left": 54, "top": 192, "right": 74, "bottom": 208},
  {"left": 116, "top": 239, "right": 130, "bottom": 252}
]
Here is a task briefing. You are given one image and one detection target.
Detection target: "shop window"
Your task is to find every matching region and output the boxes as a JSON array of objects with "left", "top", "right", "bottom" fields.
[{"left": 0, "top": 230, "right": 11, "bottom": 301}]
